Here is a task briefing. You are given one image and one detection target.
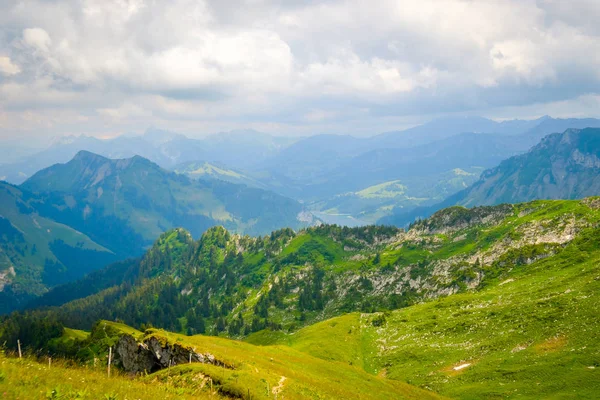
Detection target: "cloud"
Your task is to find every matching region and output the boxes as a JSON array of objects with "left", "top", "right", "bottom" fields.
[
  {"left": 0, "top": 0, "right": 599, "bottom": 139},
  {"left": 0, "top": 56, "right": 20, "bottom": 75},
  {"left": 22, "top": 27, "right": 51, "bottom": 52}
]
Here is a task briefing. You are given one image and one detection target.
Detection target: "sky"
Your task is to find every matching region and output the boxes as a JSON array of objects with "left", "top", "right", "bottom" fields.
[{"left": 0, "top": 0, "right": 600, "bottom": 141}]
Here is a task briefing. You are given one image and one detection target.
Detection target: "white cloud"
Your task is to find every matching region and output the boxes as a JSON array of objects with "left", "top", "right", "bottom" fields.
[
  {"left": 0, "top": 56, "right": 20, "bottom": 76},
  {"left": 0, "top": 0, "right": 599, "bottom": 138},
  {"left": 22, "top": 27, "right": 51, "bottom": 52}
]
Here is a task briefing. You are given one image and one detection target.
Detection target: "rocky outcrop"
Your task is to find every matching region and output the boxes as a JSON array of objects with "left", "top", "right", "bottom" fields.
[{"left": 114, "top": 334, "right": 232, "bottom": 373}]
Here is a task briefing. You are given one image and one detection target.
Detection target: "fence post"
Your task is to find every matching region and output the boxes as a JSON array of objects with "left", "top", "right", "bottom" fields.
[
  {"left": 108, "top": 346, "right": 112, "bottom": 377},
  {"left": 17, "top": 340, "right": 22, "bottom": 358}
]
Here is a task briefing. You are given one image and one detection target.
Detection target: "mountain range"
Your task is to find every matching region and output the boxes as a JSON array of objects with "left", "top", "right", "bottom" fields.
[
  {"left": 0, "top": 151, "right": 313, "bottom": 312},
  {"left": 2, "top": 118, "right": 600, "bottom": 310},
  {"left": 2, "top": 117, "right": 600, "bottom": 398},
  {"left": 3, "top": 116, "right": 600, "bottom": 224}
]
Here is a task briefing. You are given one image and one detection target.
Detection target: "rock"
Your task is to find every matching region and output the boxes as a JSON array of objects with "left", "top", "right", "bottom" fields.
[
  {"left": 114, "top": 334, "right": 155, "bottom": 373},
  {"left": 114, "top": 334, "right": 231, "bottom": 373}
]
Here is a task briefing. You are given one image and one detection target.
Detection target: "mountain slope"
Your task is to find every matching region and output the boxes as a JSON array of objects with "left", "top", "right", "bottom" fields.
[
  {"left": 174, "top": 160, "right": 268, "bottom": 189},
  {"left": 21, "top": 198, "right": 600, "bottom": 339},
  {"left": 251, "top": 117, "right": 600, "bottom": 223},
  {"left": 21, "top": 151, "right": 311, "bottom": 252},
  {"left": 0, "top": 181, "right": 117, "bottom": 313},
  {"left": 381, "top": 127, "right": 600, "bottom": 226},
  {"left": 454, "top": 128, "right": 600, "bottom": 207},
  {"left": 5, "top": 198, "right": 600, "bottom": 398},
  {"left": 0, "top": 319, "right": 443, "bottom": 400},
  {"left": 253, "top": 217, "right": 600, "bottom": 398}
]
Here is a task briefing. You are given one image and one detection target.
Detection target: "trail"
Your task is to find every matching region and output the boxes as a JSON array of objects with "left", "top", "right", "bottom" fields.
[{"left": 272, "top": 376, "right": 287, "bottom": 398}]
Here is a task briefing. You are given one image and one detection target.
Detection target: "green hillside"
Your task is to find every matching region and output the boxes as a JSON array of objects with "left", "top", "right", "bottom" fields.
[
  {"left": 0, "top": 319, "right": 441, "bottom": 400},
  {"left": 3, "top": 198, "right": 600, "bottom": 398},
  {"left": 174, "top": 160, "right": 268, "bottom": 189},
  {"left": 0, "top": 182, "right": 116, "bottom": 313},
  {"left": 16, "top": 198, "right": 600, "bottom": 340},
  {"left": 249, "top": 216, "right": 600, "bottom": 398},
  {"left": 22, "top": 151, "right": 310, "bottom": 248},
  {"left": 0, "top": 354, "right": 214, "bottom": 399}
]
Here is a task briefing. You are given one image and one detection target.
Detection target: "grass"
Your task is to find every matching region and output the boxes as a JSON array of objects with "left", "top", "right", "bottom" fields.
[
  {"left": 12, "top": 319, "right": 443, "bottom": 399},
  {"left": 0, "top": 353, "right": 215, "bottom": 400},
  {"left": 139, "top": 329, "right": 445, "bottom": 400},
  {"left": 252, "top": 223, "right": 600, "bottom": 399},
  {"left": 356, "top": 180, "right": 407, "bottom": 199}
]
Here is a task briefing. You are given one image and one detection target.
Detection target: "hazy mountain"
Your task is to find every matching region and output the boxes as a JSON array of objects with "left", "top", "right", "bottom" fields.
[
  {"left": 21, "top": 151, "right": 312, "bottom": 247},
  {"left": 174, "top": 160, "right": 268, "bottom": 189},
  {"left": 201, "top": 129, "right": 299, "bottom": 169},
  {"left": 366, "top": 115, "right": 548, "bottom": 149},
  {"left": 381, "top": 127, "right": 600, "bottom": 226},
  {"left": 0, "top": 129, "right": 297, "bottom": 184},
  {"left": 454, "top": 128, "right": 600, "bottom": 207},
  {"left": 520, "top": 117, "right": 600, "bottom": 147},
  {"left": 4, "top": 116, "right": 600, "bottom": 226}
]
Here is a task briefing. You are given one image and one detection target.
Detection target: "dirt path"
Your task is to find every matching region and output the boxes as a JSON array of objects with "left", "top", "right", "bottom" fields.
[{"left": 272, "top": 376, "right": 287, "bottom": 398}]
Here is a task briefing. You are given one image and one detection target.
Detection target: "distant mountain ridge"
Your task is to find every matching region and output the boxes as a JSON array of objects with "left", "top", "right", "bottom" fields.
[
  {"left": 3, "top": 116, "right": 600, "bottom": 225},
  {"left": 0, "top": 129, "right": 299, "bottom": 184},
  {"left": 22, "top": 151, "right": 311, "bottom": 244},
  {"left": 454, "top": 128, "right": 600, "bottom": 207},
  {"left": 381, "top": 127, "right": 600, "bottom": 226}
]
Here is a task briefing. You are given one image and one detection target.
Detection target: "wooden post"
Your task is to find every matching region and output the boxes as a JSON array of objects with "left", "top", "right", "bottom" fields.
[
  {"left": 189, "top": 352, "right": 192, "bottom": 364},
  {"left": 48, "top": 357, "right": 51, "bottom": 368},
  {"left": 210, "top": 378, "right": 213, "bottom": 396},
  {"left": 107, "top": 346, "right": 112, "bottom": 378},
  {"left": 17, "top": 340, "right": 22, "bottom": 358}
]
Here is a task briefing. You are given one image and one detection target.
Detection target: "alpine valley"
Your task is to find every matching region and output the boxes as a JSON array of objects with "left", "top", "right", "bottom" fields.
[{"left": 2, "top": 118, "right": 600, "bottom": 400}]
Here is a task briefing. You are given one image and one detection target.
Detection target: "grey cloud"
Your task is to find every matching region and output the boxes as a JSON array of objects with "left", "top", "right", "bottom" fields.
[{"left": 0, "top": 0, "right": 599, "bottom": 139}]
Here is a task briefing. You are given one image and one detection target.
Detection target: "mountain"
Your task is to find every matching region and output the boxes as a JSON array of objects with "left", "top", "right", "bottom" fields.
[
  {"left": 454, "top": 128, "right": 600, "bottom": 207},
  {"left": 0, "top": 129, "right": 297, "bottom": 185},
  {"left": 173, "top": 160, "right": 268, "bottom": 189},
  {"left": 381, "top": 127, "right": 600, "bottom": 226},
  {"left": 4, "top": 116, "right": 600, "bottom": 226},
  {"left": 201, "top": 129, "right": 298, "bottom": 169},
  {"left": 0, "top": 151, "right": 312, "bottom": 313},
  {"left": 249, "top": 117, "right": 600, "bottom": 222},
  {"left": 6, "top": 197, "right": 600, "bottom": 398},
  {"left": 367, "top": 115, "right": 547, "bottom": 149},
  {"left": 520, "top": 117, "right": 600, "bottom": 147},
  {"left": 20, "top": 198, "right": 598, "bottom": 333},
  {"left": 0, "top": 197, "right": 600, "bottom": 398},
  {"left": 0, "top": 181, "right": 117, "bottom": 313},
  {"left": 21, "top": 151, "right": 312, "bottom": 248}
]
